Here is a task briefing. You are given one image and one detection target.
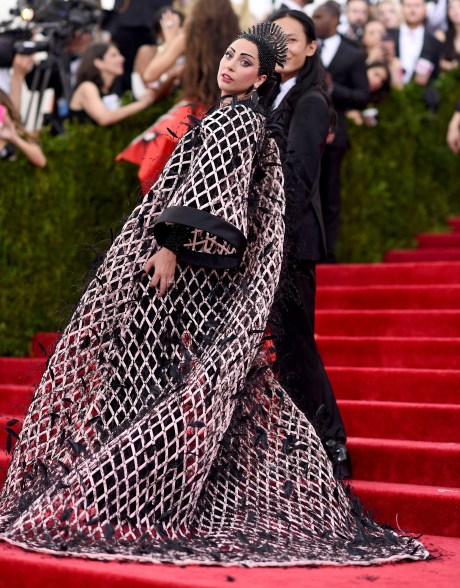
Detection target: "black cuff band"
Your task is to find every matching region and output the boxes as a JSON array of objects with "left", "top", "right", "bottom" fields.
[{"left": 154, "top": 205, "right": 247, "bottom": 269}]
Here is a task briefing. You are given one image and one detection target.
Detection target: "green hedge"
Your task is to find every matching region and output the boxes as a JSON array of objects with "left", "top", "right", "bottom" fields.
[
  {"left": 0, "top": 99, "right": 174, "bottom": 356},
  {"left": 1, "top": 75, "right": 460, "bottom": 356},
  {"left": 338, "top": 70, "right": 460, "bottom": 261}
]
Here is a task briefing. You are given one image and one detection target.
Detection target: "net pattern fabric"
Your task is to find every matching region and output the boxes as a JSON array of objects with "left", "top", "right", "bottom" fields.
[{"left": 0, "top": 104, "right": 428, "bottom": 566}]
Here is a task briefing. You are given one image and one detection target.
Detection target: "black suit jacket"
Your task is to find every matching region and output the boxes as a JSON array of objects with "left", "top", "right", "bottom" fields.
[
  {"left": 324, "top": 36, "right": 370, "bottom": 149},
  {"left": 387, "top": 27, "right": 443, "bottom": 82},
  {"left": 278, "top": 88, "right": 330, "bottom": 260}
]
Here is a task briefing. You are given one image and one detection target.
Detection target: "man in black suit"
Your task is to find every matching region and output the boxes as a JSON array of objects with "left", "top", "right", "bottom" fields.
[
  {"left": 386, "top": 0, "right": 443, "bottom": 86},
  {"left": 313, "top": 1, "right": 370, "bottom": 262}
]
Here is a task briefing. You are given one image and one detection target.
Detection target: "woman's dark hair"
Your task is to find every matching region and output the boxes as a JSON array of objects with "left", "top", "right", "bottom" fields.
[
  {"left": 367, "top": 61, "right": 391, "bottom": 103},
  {"left": 151, "top": 7, "right": 184, "bottom": 43},
  {"left": 443, "top": 0, "right": 460, "bottom": 62},
  {"left": 0, "top": 89, "right": 30, "bottom": 139},
  {"left": 270, "top": 9, "right": 336, "bottom": 133},
  {"left": 76, "top": 42, "right": 114, "bottom": 91},
  {"left": 181, "top": 0, "right": 240, "bottom": 107}
]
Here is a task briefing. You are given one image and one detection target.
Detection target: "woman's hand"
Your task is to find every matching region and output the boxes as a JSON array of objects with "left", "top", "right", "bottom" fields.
[
  {"left": 138, "top": 88, "right": 157, "bottom": 107},
  {"left": 143, "top": 248, "right": 177, "bottom": 296},
  {"left": 447, "top": 113, "right": 460, "bottom": 154},
  {"left": 160, "top": 9, "right": 183, "bottom": 45},
  {"left": 0, "top": 112, "right": 18, "bottom": 143}
]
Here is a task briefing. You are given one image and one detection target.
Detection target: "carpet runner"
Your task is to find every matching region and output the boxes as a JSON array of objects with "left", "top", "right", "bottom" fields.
[{"left": 0, "top": 218, "right": 459, "bottom": 586}]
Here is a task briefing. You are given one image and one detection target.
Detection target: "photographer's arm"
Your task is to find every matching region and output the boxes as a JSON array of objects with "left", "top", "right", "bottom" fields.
[
  {"left": 73, "top": 82, "right": 155, "bottom": 127},
  {"left": 9, "top": 55, "right": 34, "bottom": 114}
]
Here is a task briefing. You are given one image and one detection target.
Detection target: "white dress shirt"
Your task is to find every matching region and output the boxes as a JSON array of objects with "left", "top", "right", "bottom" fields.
[
  {"left": 273, "top": 76, "right": 297, "bottom": 110},
  {"left": 399, "top": 24, "right": 425, "bottom": 85},
  {"left": 320, "top": 34, "right": 341, "bottom": 68}
]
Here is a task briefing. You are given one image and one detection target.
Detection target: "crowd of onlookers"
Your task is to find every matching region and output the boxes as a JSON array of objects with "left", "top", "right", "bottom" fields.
[
  {"left": 0, "top": 0, "right": 460, "bottom": 161},
  {"left": 0, "top": 0, "right": 459, "bottom": 164}
]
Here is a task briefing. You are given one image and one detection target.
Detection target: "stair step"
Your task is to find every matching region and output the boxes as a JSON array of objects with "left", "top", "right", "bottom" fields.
[
  {"left": 339, "top": 400, "right": 460, "bottom": 443},
  {"left": 448, "top": 217, "right": 460, "bottom": 232},
  {"left": 316, "top": 285, "right": 460, "bottom": 310},
  {"left": 384, "top": 249, "right": 460, "bottom": 262},
  {"left": 0, "top": 358, "right": 45, "bottom": 385},
  {"left": 352, "top": 480, "right": 460, "bottom": 537},
  {"left": 417, "top": 233, "right": 460, "bottom": 249},
  {"left": 317, "top": 261, "right": 460, "bottom": 286},
  {"left": 0, "top": 384, "right": 34, "bottom": 413},
  {"left": 318, "top": 336, "right": 460, "bottom": 369},
  {"left": 316, "top": 309, "right": 460, "bottom": 337},
  {"left": 329, "top": 367, "right": 460, "bottom": 404},
  {"left": 348, "top": 437, "right": 460, "bottom": 487}
]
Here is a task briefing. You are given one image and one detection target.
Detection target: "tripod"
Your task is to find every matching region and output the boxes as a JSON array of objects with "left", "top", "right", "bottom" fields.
[{"left": 24, "top": 33, "right": 72, "bottom": 130}]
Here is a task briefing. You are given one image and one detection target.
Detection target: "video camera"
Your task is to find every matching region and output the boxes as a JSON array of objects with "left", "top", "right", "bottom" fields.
[{"left": 0, "top": 1, "right": 103, "bottom": 67}]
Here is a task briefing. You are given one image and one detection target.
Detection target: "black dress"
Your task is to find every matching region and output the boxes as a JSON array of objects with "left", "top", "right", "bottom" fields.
[{"left": 0, "top": 100, "right": 428, "bottom": 566}]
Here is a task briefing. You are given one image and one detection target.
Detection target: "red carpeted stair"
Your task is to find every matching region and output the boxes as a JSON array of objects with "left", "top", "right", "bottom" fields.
[
  {"left": 314, "top": 218, "right": 460, "bottom": 548},
  {"left": 1, "top": 221, "right": 460, "bottom": 586}
]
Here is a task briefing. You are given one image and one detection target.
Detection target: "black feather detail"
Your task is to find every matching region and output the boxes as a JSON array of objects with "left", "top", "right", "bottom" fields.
[
  {"left": 167, "top": 127, "right": 179, "bottom": 139},
  {"left": 218, "top": 334, "right": 237, "bottom": 346},
  {"left": 60, "top": 507, "right": 73, "bottom": 522},
  {"left": 6, "top": 418, "right": 19, "bottom": 427},
  {"left": 6, "top": 434, "right": 12, "bottom": 454},
  {"left": 186, "top": 114, "right": 202, "bottom": 127},
  {"left": 57, "top": 460, "right": 70, "bottom": 475},
  {"left": 67, "top": 438, "right": 84, "bottom": 457},
  {"left": 36, "top": 458, "right": 48, "bottom": 480},
  {"left": 37, "top": 340, "right": 47, "bottom": 356},
  {"left": 5, "top": 427, "right": 19, "bottom": 440},
  {"left": 236, "top": 530, "right": 249, "bottom": 544},
  {"left": 158, "top": 510, "right": 173, "bottom": 522},
  {"left": 103, "top": 523, "right": 115, "bottom": 540},
  {"left": 283, "top": 480, "right": 293, "bottom": 499},
  {"left": 50, "top": 411, "right": 59, "bottom": 428},
  {"left": 85, "top": 415, "right": 102, "bottom": 427}
]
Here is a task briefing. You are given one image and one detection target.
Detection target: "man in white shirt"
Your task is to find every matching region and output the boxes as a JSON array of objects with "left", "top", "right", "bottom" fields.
[{"left": 387, "top": 0, "right": 443, "bottom": 85}]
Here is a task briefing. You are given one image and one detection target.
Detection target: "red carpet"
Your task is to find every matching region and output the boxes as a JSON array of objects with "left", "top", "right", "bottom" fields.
[{"left": 1, "top": 219, "right": 460, "bottom": 585}]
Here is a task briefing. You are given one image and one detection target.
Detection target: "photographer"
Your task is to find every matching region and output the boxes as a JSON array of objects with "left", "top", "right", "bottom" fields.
[{"left": 69, "top": 42, "right": 155, "bottom": 125}]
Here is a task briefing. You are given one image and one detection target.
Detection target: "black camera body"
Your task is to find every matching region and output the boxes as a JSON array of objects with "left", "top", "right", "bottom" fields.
[{"left": 0, "top": 1, "right": 102, "bottom": 66}]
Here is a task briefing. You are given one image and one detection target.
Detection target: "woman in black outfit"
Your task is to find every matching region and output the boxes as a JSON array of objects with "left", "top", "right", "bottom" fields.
[{"left": 268, "top": 9, "right": 351, "bottom": 478}]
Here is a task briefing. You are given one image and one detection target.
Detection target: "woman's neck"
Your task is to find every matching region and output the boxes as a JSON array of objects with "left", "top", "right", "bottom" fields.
[
  {"left": 100, "top": 72, "right": 114, "bottom": 93},
  {"left": 280, "top": 72, "right": 296, "bottom": 84}
]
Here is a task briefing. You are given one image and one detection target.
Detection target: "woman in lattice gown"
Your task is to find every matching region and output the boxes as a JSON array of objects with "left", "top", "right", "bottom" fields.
[{"left": 0, "top": 23, "right": 429, "bottom": 566}]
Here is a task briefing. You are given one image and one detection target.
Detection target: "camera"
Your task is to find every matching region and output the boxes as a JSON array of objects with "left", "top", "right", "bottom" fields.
[{"left": 0, "top": 1, "right": 103, "bottom": 67}]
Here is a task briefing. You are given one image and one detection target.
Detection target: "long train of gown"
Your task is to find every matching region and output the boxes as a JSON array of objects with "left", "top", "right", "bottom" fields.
[{"left": 0, "top": 102, "right": 429, "bottom": 566}]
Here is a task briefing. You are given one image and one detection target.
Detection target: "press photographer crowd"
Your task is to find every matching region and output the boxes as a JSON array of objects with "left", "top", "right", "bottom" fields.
[{"left": 0, "top": 0, "right": 459, "bottom": 251}]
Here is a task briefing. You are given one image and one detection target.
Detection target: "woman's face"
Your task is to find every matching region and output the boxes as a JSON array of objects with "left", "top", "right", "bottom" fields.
[
  {"left": 274, "top": 16, "right": 316, "bottom": 81},
  {"left": 362, "top": 21, "right": 386, "bottom": 50},
  {"left": 377, "top": 2, "right": 401, "bottom": 29},
  {"left": 218, "top": 38, "right": 266, "bottom": 96},
  {"left": 95, "top": 45, "right": 125, "bottom": 77},
  {"left": 367, "top": 65, "right": 388, "bottom": 92},
  {"left": 448, "top": 0, "right": 460, "bottom": 24}
]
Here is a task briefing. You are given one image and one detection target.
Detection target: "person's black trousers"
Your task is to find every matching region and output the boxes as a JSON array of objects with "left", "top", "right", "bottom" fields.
[
  {"left": 319, "top": 144, "right": 347, "bottom": 261},
  {"left": 269, "top": 258, "right": 346, "bottom": 442}
]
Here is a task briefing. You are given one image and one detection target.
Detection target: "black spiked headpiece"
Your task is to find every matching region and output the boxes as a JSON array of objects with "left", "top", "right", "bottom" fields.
[{"left": 238, "top": 21, "right": 288, "bottom": 76}]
